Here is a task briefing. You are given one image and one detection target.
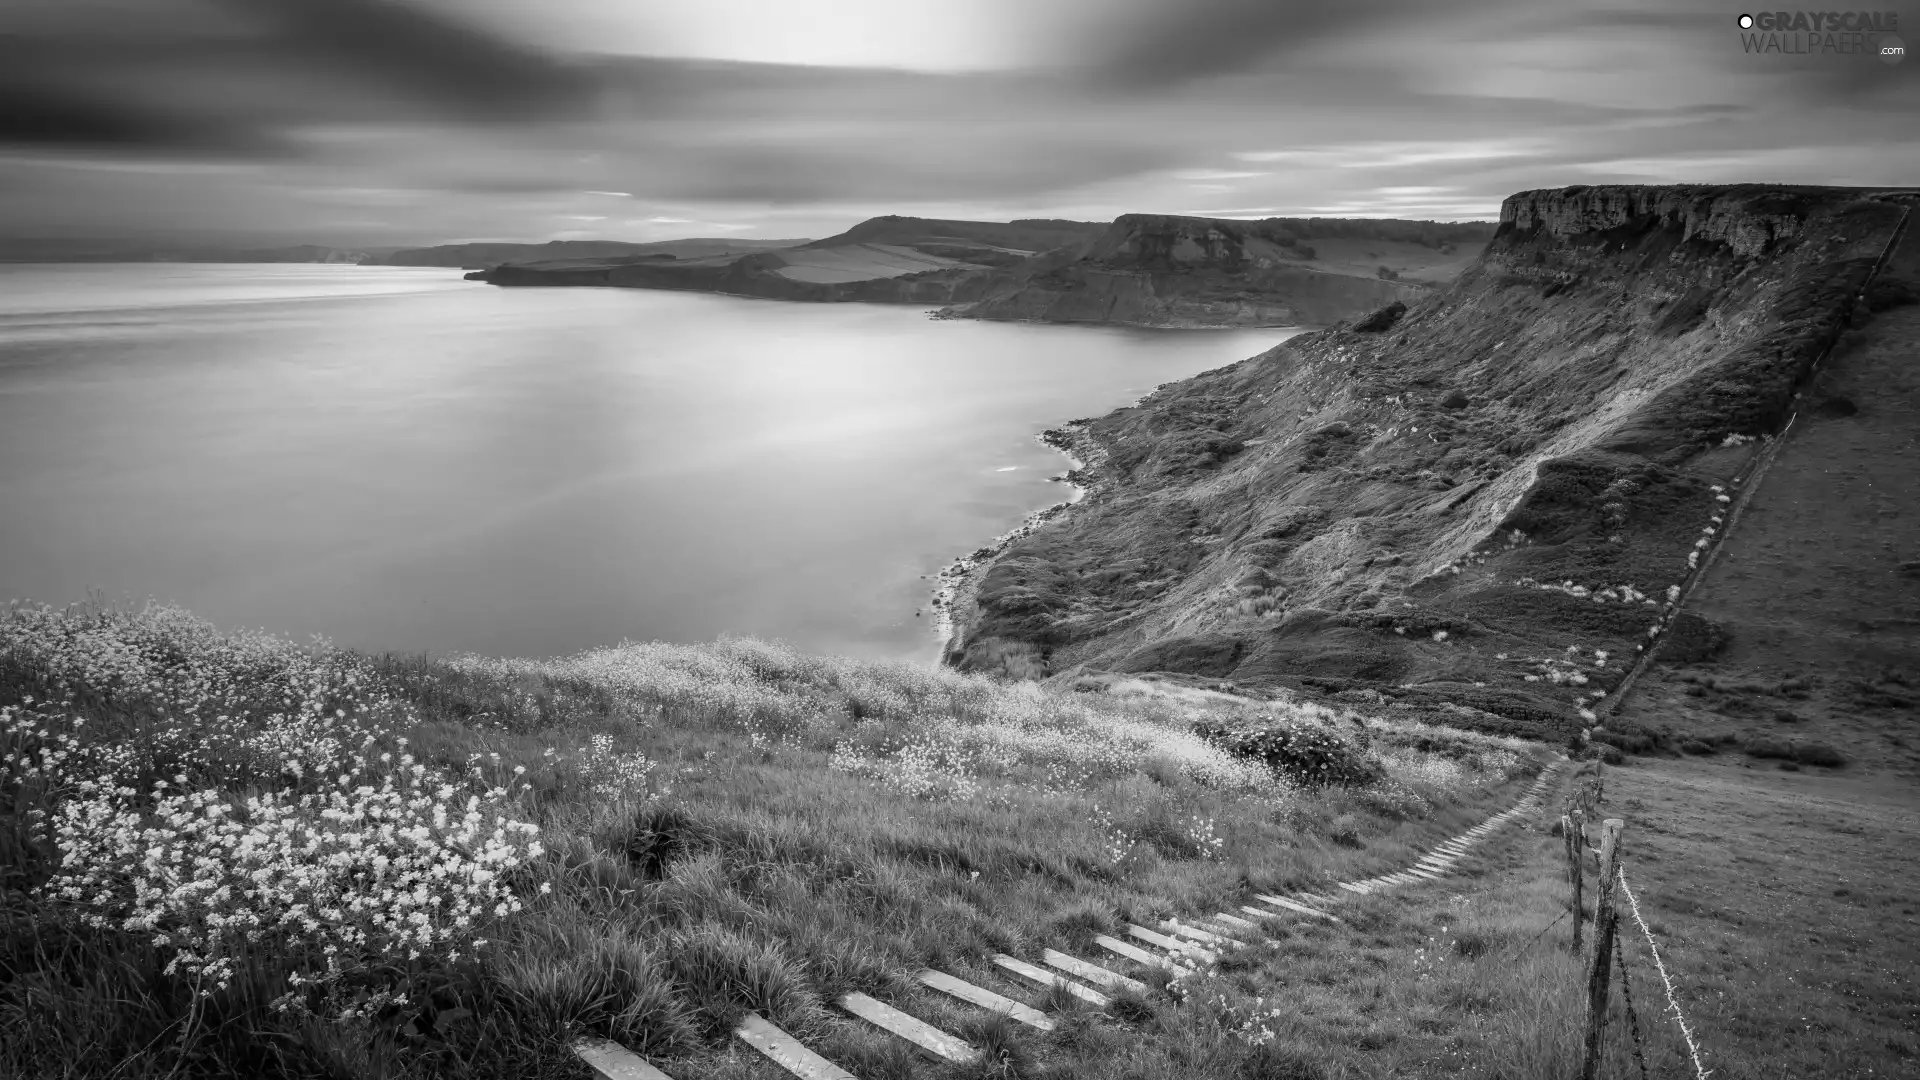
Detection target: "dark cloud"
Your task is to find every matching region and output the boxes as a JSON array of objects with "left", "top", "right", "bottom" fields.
[
  {"left": 0, "top": 0, "right": 603, "bottom": 156},
  {"left": 0, "top": 79, "right": 279, "bottom": 153},
  {"left": 1067, "top": 0, "right": 1429, "bottom": 89},
  {"left": 212, "top": 0, "right": 600, "bottom": 120}
]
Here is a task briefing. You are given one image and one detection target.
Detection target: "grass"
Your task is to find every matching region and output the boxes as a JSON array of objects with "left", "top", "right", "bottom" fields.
[
  {"left": 1593, "top": 757, "right": 1920, "bottom": 1079},
  {"left": 0, "top": 598, "right": 1566, "bottom": 1079}
]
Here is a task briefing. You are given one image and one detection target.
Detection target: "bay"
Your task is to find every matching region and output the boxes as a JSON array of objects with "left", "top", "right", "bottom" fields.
[{"left": 0, "top": 263, "right": 1301, "bottom": 662}]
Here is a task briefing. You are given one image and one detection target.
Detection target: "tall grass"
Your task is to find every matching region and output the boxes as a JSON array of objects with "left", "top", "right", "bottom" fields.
[{"left": 1, "top": 599, "right": 1545, "bottom": 1078}]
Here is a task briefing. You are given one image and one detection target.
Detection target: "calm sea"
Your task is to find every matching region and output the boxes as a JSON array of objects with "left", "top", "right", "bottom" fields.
[{"left": 0, "top": 263, "right": 1301, "bottom": 662}]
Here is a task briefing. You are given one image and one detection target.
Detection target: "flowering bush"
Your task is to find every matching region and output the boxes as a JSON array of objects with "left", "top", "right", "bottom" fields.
[
  {"left": 1192, "top": 718, "right": 1383, "bottom": 788},
  {"left": 578, "top": 732, "right": 666, "bottom": 803},
  {"left": 828, "top": 737, "right": 981, "bottom": 801},
  {"left": 46, "top": 752, "right": 543, "bottom": 1011},
  {"left": 0, "top": 600, "right": 413, "bottom": 790},
  {"left": 1184, "top": 813, "right": 1226, "bottom": 860},
  {"left": 1, "top": 602, "right": 547, "bottom": 1019},
  {"left": 1088, "top": 803, "right": 1135, "bottom": 865}
]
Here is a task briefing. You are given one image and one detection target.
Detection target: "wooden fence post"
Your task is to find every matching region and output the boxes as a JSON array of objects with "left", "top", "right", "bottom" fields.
[
  {"left": 1580, "top": 819, "right": 1625, "bottom": 1080},
  {"left": 1566, "top": 811, "right": 1585, "bottom": 950}
]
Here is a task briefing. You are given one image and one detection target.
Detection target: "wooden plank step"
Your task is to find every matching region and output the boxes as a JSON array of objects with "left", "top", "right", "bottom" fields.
[
  {"left": 1163, "top": 920, "right": 1231, "bottom": 945},
  {"left": 1194, "top": 918, "right": 1249, "bottom": 939},
  {"left": 1127, "top": 924, "right": 1219, "bottom": 964},
  {"left": 1256, "top": 894, "right": 1341, "bottom": 921},
  {"left": 992, "top": 954, "right": 1110, "bottom": 1007},
  {"left": 1338, "top": 882, "right": 1371, "bottom": 895},
  {"left": 1212, "top": 912, "right": 1258, "bottom": 930},
  {"left": 735, "top": 1013, "right": 857, "bottom": 1080},
  {"left": 573, "top": 1037, "right": 675, "bottom": 1080},
  {"left": 839, "top": 992, "right": 979, "bottom": 1065},
  {"left": 1095, "top": 933, "right": 1185, "bottom": 972},
  {"left": 1043, "top": 949, "right": 1149, "bottom": 995},
  {"left": 915, "top": 969, "right": 1053, "bottom": 1032},
  {"left": 1297, "top": 892, "right": 1340, "bottom": 907}
]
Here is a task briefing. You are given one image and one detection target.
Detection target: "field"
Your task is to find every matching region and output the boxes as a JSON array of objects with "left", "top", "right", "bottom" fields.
[
  {"left": 769, "top": 244, "right": 988, "bottom": 283},
  {"left": 1286, "top": 238, "right": 1489, "bottom": 285}
]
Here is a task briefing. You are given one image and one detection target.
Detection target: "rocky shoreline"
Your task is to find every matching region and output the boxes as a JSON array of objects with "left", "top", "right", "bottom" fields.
[{"left": 931, "top": 420, "right": 1109, "bottom": 662}]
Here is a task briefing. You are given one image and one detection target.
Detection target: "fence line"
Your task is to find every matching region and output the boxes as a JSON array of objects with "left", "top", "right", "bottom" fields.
[
  {"left": 1613, "top": 923, "right": 1653, "bottom": 1080},
  {"left": 1619, "top": 866, "right": 1712, "bottom": 1080},
  {"left": 1600, "top": 198, "right": 1913, "bottom": 719}
]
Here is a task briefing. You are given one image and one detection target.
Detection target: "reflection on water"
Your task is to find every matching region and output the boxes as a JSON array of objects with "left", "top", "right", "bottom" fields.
[{"left": 0, "top": 263, "right": 1302, "bottom": 662}]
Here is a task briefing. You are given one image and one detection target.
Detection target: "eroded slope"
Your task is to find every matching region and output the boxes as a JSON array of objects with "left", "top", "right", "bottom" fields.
[
  {"left": 940, "top": 214, "right": 1491, "bottom": 328},
  {"left": 947, "top": 185, "right": 1911, "bottom": 740}
]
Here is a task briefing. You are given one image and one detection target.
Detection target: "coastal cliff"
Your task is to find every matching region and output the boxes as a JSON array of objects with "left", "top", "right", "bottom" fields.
[
  {"left": 464, "top": 213, "right": 1492, "bottom": 328},
  {"left": 942, "top": 184, "right": 1916, "bottom": 737},
  {"left": 475, "top": 252, "right": 1005, "bottom": 304},
  {"left": 939, "top": 213, "right": 1459, "bottom": 327}
]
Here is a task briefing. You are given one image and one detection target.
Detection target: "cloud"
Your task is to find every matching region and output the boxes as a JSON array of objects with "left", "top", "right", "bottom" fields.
[
  {"left": 0, "top": 0, "right": 601, "bottom": 158},
  {"left": 0, "top": 0, "right": 1911, "bottom": 244},
  {"left": 1062, "top": 0, "right": 1432, "bottom": 89},
  {"left": 218, "top": 0, "right": 599, "bottom": 119}
]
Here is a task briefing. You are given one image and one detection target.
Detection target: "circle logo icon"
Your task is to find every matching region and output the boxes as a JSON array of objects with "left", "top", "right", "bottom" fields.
[
  {"left": 1878, "top": 32, "right": 1906, "bottom": 64},
  {"left": 1738, "top": 13, "right": 1754, "bottom": 28}
]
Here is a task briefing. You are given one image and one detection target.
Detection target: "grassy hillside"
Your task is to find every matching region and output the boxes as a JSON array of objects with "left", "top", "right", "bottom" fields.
[
  {"left": 799, "top": 217, "right": 1106, "bottom": 256},
  {"left": 3, "top": 599, "right": 1567, "bottom": 1079},
  {"left": 947, "top": 186, "right": 1912, "bottom": 745}
]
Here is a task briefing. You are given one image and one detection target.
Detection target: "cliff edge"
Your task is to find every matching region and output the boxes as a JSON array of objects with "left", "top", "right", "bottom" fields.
[
  {"left": 938, "top": 213, "right": 1487, "bottom": 327},
  {"left": 944, "top": 184, "right": 1915, "bottom": 739}
]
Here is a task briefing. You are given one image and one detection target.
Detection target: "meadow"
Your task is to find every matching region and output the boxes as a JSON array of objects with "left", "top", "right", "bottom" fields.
[{"left": 0, "top": 599, "right": 1572, "bottom": 1079}]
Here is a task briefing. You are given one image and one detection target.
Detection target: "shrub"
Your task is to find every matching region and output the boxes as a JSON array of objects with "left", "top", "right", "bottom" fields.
[
  {"left": 1743, "top": 737, "right": 1842, "bottom": 765},
  {"left": 1591, "top": 727, "right": 1655, "bottom": 754},
  {"left": 1192, "top": 718, "right": 1384, "bottom": 787},
  {"left": 1795, "top": 741, "right": 1848, "bottom": 768},
  {"left": 1352, "top": 300, "right": 1407, "bottom": 333},
  {"left": 1678, "top": 738, "right": 1715, "bottom": 755},
  {"left": 1744, "top": 736, "right": 1795, "bottom": 760}
]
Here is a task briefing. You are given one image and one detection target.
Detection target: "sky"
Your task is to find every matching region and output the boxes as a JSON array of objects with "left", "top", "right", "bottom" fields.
[{"left": 2, "top": 0, "right": 1915, "bottom": 246}]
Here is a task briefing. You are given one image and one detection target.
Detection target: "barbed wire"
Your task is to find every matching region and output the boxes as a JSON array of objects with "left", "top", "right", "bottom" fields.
[
  {"left": 1619, "top": 865, "right": 1712, "bottom": 1079},
  {"left": 1508, "top": 907, "right": 1571, "bottom": 958},
  {"left": 1613, "top": 921, "right": 1652, "bottom": 1080}
]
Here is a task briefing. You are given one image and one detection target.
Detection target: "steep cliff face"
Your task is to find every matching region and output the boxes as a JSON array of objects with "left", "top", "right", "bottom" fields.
[
  {"left": 945, "top": 185, "right": 1913, "bottom": 739},
  {"left": 941, "top": 214, "right": 1460, "bottom": 327}
]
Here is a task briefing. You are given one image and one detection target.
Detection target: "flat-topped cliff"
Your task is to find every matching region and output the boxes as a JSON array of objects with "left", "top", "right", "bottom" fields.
[
  {"left": 938, "top": 213, "right": 1492, "bottom": 327},
  {"left": 943, "top": 184, "right": 1916, "bottom": 738}
]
